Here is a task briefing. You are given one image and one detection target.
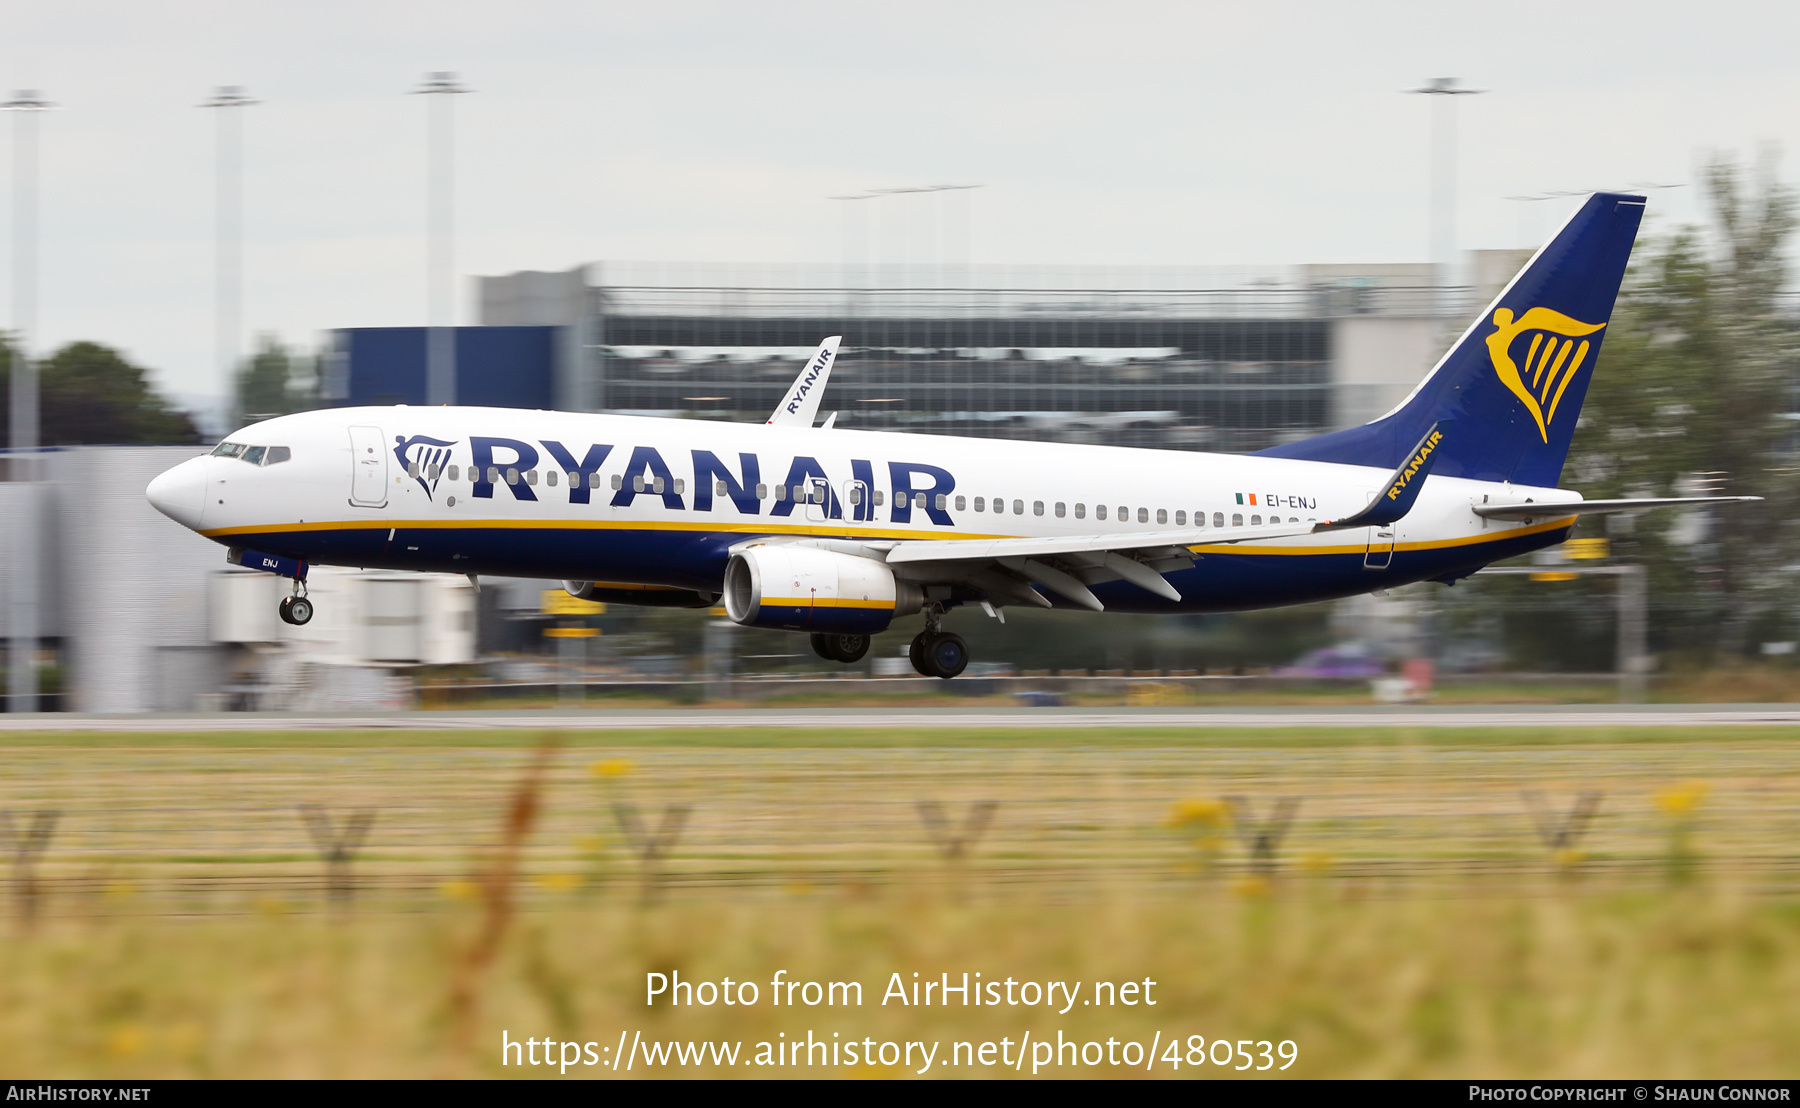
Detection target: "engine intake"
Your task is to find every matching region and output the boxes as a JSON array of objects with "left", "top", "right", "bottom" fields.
[{"left": 724, "top": 545, "right": 921, "bottom": 633}]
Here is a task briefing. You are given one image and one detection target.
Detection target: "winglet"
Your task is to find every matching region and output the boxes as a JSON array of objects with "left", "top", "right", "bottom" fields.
[
  {"left": 1314, "top": 421, "right": 1450, "bottom": 532},
  {"left": 767, "top": 336, "right": 841, "bottom": 427}
]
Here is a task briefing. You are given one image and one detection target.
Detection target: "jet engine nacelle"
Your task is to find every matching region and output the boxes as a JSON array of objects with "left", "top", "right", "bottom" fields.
[{"left": 723, "top": 545, "right": 922, "bottom": 633}]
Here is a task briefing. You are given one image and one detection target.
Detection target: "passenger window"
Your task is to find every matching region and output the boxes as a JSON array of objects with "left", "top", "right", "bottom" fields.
[
  {"left": 506, "top": 468, "right": 520, "bottom": 485},
  {"left": 774, "top": 485, "right": 786, "bottom": 501},
  {"left": 1117, "top": 506, "right": 1127, "bottom": 522},
  {"left": 1213, "top": 512, "right": 1224, "bottom": 528},
  {"left": 755, "top": 482, "right": 768, "bottom": 499},
  {"left": 565, "top": 471, "right": 578, "bottom": 487},
  {"left": 1074, "top": 503, "right": 1085, "bottom": 519},
  {"left": 546, "top": 471, "right": 558, "bottom": 487},
  {"left": 792, "top": 485, "right": 805, "bottom": 501},
  {"left": 873, "top": 490, "right": 884, "bottom": 506},
  {"left": 974, "top": 496, "right": 985, "bottom": 512},
  {"left": 407, "top": 461, "right": 420, "bottom": 479},
  {"left": 935, "top": 493, "right": 947, "bottom": 510},
  {"left": 242, "top": 446, "right": 267, "bottom": 465},
  {"left": 633, "top": 475, "right": 645, "bottom": 493},
  {"left": 1157, "top": 509, "right": 1168, "bottom": 525},
  {"left": 955, "top": 495, "right": 966, "bottom": 510},
  {"left": 848, "top": 486, "right": 863, "bottom": 506},
  {"left": 428, "top": 464, "right": 441, "bottom": 480},
  {"left": 488, "top": 467, "right": 501, "bottom": 484},
  {"left": 1032, "top": 501, "right": 1043, "bottom": 516},
  {"left": 1096, "top": 505, "right": 1107, "bottom": 521},
  {"left": 654, "top": 477, "right": 667, "bottom": 494},
  {"left": 448, "top": 464, "right": 459, "bottom": 481},
  {"left": 526, "top": 469, "right": 538, "bottom": 486},
  {"left": 1289, "top": 517, "right": 1298, "bottom": 524},
  {"left": 211, "top": 442, "right": 246, "bottom": 457},
  {"left": 1175, "top": 510, "right": 1186, "bottom": 525},
  {"left": 611, "top": 474, "right": 624, "bottom": 491},
  {"left": 1251, "top": 514, "right": 1261, "bottom": 525},
  {"left": 674, "top": 479, "right": 685, "bottom": 494},
  {"left": 1232, "top": 513, "right": 1242, "bottom": 527},
  {"left": 588, "top": 473, "right": 601, "bottom": 489},
  {"left": 993, "top": 499, "right": 1004, "bottom": 515},
  {"left": 1055, "top": 502, "right": 1065, "bottom": 518},
  {"left": 916, "top": 493, "right": 929, "bottom": 509},
  {"left": 1013, "top": 499, "right": 1024, "bottom": 514}
]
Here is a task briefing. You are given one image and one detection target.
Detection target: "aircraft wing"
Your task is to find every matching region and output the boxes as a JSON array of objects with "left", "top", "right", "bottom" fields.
[
  {"left": 766, "top": 336, "right": 841, "bottom": 427},
  {"left": 1473, "top": 495, "right": 1761, "bottom": 520},
  {"left": 870, "top": 422, "right": 1449, "bottom": 609},
  {"left": 877, "top": 520, "right": 1315, "bottom": 609}
]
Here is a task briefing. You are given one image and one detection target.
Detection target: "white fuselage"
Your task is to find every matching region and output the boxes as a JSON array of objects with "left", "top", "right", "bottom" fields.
[{"left": 147, "top": 405, "right": 1576, "bottom": 612}]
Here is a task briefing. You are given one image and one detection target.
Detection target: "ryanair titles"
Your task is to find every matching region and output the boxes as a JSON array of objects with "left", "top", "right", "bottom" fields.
[
  {"left": 1384, "top": 428, "right": 1443, "bottom": 502},
  {"left": 398, "top": 434, "right": 958, "bottom": 526}
]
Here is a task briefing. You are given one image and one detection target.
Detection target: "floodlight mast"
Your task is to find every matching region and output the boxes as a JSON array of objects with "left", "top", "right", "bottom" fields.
[
  {"left": 5, "top": 89, "right": 53, "bottom": 713},
  {"left": 1408, "top": 78, "right": 1484, "bottom": 321},
  {"left": 200, "top": 86, "right": 258, "bottom": 421},
  {"left": 413, "top": 71, "right": 469, "bottom": 406}
]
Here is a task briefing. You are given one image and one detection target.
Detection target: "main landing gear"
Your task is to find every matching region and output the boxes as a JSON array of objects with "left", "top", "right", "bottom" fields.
[
  {"left": 277, "top": 583, "right": 314, "bottom": 626},
  {"left": 810, "top": 632, "right": 871, "bottom": 664},
  {"left": 909, "top": 604, "right": 968, "bottom": 679}
]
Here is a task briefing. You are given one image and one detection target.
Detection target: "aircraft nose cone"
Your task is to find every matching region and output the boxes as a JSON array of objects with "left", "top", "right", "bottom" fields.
[{"left": 146, "top": 457, "right": 208, "bottom": 530}]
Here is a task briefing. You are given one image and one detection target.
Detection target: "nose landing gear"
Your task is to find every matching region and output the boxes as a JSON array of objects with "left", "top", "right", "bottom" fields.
[{"left": 278, "top": 583, "right": 313, "bottom": 626}]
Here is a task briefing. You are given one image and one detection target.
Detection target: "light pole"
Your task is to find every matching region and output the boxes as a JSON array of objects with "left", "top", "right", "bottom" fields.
[
  {"left": 413, "top": 72, "right": 468, "bottom": 406},
  {"left": 5, "top": 89, "right": 52, "bottom": 713},
  {"left": 1408, "top": 78, "right": 1483, "bottom": 320},
  {"left": 201, "top": 86, "right": 256, "bottom": 422}
]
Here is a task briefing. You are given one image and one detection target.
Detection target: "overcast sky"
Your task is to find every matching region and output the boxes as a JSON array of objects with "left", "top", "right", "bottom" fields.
[{"left": 4, "top": 0, "right": 1799, "bottom": 404}]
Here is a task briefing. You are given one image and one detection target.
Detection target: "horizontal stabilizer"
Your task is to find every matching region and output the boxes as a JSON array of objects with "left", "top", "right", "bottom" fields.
[{"left": 1474, "top": 495, "right": 1761, "bottom": 520}]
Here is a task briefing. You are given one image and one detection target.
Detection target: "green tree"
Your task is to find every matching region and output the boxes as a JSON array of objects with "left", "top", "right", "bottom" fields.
[
  {"left": 1569, "top": 152, "right": 1800, "bottom": 660},
  {"left": 232, "top": 333, "right": 318, "bottom": 426},
  {"left": 0, "top": 339, "right": 200, "bottom": 446}
]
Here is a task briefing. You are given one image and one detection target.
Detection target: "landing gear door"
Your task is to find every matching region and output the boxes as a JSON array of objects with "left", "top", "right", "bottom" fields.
[{"left": 348, "top": 425, "right": 389, "bottom": 507}]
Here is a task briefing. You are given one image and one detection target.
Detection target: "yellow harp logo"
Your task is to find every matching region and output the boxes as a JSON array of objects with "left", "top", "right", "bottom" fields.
[{"left": 1484, "top": 307, "right": 1606, "bottom": 442}]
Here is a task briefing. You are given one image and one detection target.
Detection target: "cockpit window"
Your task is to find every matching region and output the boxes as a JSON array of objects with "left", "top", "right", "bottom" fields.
[{"left": 212, "top": 442, "right": 290, "bottom": 465}]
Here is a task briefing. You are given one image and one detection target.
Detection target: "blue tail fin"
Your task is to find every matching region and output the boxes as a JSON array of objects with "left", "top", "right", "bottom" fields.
[{"left": 1256, "top": 192, "right": 1644, "bottom": 487}]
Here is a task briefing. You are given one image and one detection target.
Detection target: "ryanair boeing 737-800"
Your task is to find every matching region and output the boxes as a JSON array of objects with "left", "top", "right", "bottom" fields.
[{"left": 145, "top": 193, "right": 1754, "bottom": 678}]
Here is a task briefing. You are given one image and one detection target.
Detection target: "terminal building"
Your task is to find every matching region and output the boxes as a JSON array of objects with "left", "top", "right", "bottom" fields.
[{"left": 327, "top": 253, "right": 1532, "bottom": 452}]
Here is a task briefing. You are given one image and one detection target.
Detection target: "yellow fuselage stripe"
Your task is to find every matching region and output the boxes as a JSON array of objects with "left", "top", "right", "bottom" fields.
[{"left": 202, "top": 515, "right": 1574, "bottom": 557}]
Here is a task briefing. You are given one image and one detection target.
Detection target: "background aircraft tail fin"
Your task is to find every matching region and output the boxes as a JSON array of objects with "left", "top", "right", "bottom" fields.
[{"left": 1255, "top": 192, "right": 1644, "bottom": 487}]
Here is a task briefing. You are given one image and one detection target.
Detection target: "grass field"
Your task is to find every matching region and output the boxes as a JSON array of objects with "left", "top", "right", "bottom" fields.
[{"left": 2, "top": 725, "right": 1798, "bottom": 1078}]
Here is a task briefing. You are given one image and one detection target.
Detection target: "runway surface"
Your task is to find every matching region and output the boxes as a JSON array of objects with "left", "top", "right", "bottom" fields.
[{"left": 4, "top": 704, "right": 1800, "bottom": 731}]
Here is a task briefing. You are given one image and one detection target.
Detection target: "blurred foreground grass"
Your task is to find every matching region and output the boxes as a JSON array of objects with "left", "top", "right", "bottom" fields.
[
  {"left": 1, "top": 727, "right": 1797, "bottom": 1078},
  {"left": 5, "top": 892, "right": 1798, "bottom": 1078}
]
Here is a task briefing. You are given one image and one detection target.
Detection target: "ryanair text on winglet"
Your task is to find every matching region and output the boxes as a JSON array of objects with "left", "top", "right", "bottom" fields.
[{"left": 1386, "top": 429, "right": 1443, "bottom": 501}]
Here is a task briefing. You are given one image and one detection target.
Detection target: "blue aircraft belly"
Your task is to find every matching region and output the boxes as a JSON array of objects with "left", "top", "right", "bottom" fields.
[{"left": 223, "top": 520, "right": 1570, "bottom": 613}]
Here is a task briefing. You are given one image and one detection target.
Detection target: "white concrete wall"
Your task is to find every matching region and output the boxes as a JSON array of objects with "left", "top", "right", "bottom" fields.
[{"left": 49, "top": 446, "right": 224, "bottom": 712}]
